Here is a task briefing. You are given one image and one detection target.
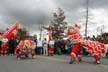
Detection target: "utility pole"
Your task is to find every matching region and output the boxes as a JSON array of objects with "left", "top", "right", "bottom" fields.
[
  {"left": 39, "top": 25, "right": 42, "bottom": 40},
  {"left": 85, "top": 0, "right": 89, "bottom": 38},
  {"left": 100, "top": 25, "right": 104, "bottom": 34}
]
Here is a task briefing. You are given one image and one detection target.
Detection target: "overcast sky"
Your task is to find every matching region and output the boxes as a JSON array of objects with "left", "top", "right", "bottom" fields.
[{"left": 0, "top": 0, "right": 108, "bottom": 37}]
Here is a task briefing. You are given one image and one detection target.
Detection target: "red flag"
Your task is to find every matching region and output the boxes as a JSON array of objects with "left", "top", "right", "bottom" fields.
[{"left": 2, "top": 22, "right": 19, "bottom": 40}]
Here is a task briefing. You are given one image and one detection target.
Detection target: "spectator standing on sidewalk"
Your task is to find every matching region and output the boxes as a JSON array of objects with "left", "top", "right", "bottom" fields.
[
  {"left": 37, "top": 38, "right": 43, "bottom": 55},
  {"left": 43, "top": 38, "right": 48, "bottom": 55}
]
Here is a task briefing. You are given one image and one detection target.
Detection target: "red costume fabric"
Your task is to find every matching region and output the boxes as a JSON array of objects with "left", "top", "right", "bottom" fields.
[
  {"left": 70, "top": 43, "right": 82, "bottom": 61},
  {"left": 15, "top": 40, "right": 25, "bottom": 58},
  {"left": 67, "top": 24, "right": 105, "bottom": 63},
  {"left": 1, "top": 43, "right": 8, "bottom": 55},
  {"left": 15, "top": 40, "right": 24, "bottom": 53},
  {"left": 48, "top": 48, "right": 54, "bottom": 56},
  {"left": 15, "top": 39, "right": 36, "bottom": 60},
  {"left": 2, "top": 22, "right": 18, "bottom": 40}
]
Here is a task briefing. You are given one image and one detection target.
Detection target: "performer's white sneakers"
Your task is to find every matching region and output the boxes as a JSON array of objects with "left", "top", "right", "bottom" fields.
[
  {"left": 94, "top": 61, "right": 101, "bottom": 64},
  {"left": 17, "top": 57, "right": 21, "bottom": 60},
  {"left": 96, "top": 61, "right": 101, "bottom": 64}
]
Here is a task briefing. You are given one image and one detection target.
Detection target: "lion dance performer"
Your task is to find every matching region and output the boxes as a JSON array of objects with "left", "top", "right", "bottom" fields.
[
  {"left": 47, "top": 25, "right": 55, "bottom": 56},
  {"left": 48, "top": 39, "right": 54, "bottom": 56},
  {"left": 15, "top": 37, "right": 36, "bottom": 60},
  {"left": 67, "top": 24, "right": 105, "bottom": 64},
  {"left": 1, "top": 37, "right": 9, "bottom": 56}
]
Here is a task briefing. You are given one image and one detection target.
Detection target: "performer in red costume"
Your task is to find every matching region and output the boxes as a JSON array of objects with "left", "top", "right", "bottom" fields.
[
  {"left": 1, "top": 42, "right": 8, "bottom": 56},
  {"left": 24, "top": 37, "right": 36, "bottom": 59},
  {"left": 70, "top": 43, "right": 82, "bottom": 64},
  {"left": 47, "top": 25, "right": 55, "bottom": 56},
  {"left": 15, "top": 39, "right": 25, "bottom": 60},
  {"left": 1, "top": 37, "right": 9, "bottom": 56},
  {"left": 15, "top": 37, "right": 36, "bottom": 60},
  {"left": 48, "top": 44, "right": 54, "bottom": 56},
  {"left": 67, "top": 24, "right": 105, "bottom": 64}
]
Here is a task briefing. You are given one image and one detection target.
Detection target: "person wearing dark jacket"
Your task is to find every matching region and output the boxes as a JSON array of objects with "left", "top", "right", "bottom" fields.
[
  {"left": 8, "top": 37, "right": 16, "bottom": 55},
  {"left": 0, "top": 38, "right": 2, "bottom": 55}
]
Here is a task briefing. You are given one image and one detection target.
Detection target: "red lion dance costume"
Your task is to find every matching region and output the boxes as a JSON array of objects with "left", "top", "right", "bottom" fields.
[
  {"left": 1, "top": 22, "right": 18, "bottom": 56},
  {"left": 1, "top": 42, "right": 8, "bottom": 56},
  {"left": 15, "top": 38, "right": 36, "bottom": 60},
  {"left": 1, "top": 37, "right": 9, "bottom": 56},
  {"left": 67, "top": 24, "right": 105, "bottom": 64},
  {"left": 47, "top": 25, "right": 54, "bottom": 56}
]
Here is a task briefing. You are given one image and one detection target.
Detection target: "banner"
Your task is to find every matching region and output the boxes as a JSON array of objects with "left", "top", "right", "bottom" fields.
[{"left": 2, "top": 22, "right": 19, "bottom": 40}]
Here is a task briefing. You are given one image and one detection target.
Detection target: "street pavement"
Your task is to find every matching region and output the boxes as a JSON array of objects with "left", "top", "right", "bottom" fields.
[{"left": 0, "top": 55, "right": 108, "bottom": 72}]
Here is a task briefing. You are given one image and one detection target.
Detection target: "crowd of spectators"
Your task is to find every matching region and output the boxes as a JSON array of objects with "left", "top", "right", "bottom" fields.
[
  {"left": 0, "top": 32, "right": 108, "bottom": 57},
  {"left": 87, "top": 32, "right": 108, "bottom": 44}
]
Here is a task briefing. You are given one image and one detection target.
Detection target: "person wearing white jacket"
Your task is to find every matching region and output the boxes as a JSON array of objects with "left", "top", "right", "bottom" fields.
[{"left": 43, "top": 38, "right": 48, "bottom": 55}]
